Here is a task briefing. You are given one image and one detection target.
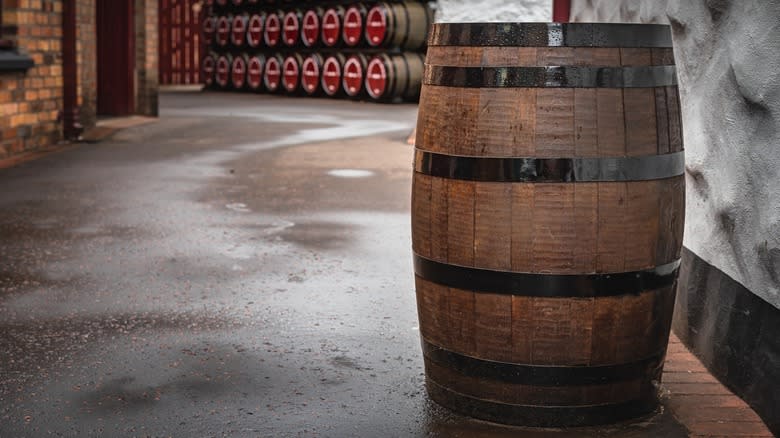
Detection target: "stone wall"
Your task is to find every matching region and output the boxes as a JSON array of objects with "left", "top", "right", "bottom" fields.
[
  {"left": 435, "top": 0, "right": 551, "bottom": 23},
  {"left": 135, "top": 0, "right": 158, "bottom": 117}
]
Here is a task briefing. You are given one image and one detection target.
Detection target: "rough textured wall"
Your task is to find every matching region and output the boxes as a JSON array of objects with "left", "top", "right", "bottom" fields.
[
  {"left": 77, "top": 0, "right": 97, "bottom": 130},
  {"left": 135, "top": 0, "right": 159, "bottom": 116},
  {"left": 0, "top": 0, "right": 64, "bottom": 158},
  {"left": 571, "top": 0, "right": 780, "bottom": 311},
  {"left": 435, "top": 0, "right": 551, "bottom": 22}
]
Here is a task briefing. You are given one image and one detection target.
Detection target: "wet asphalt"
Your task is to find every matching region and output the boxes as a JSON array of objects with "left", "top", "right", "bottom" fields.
[{"left": 0, "top": 93, "right": 689, "bottom": 437}]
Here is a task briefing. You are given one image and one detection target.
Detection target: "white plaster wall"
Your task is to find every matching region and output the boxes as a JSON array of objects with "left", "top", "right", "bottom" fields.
[
  {"left": 571, "top": 0, "right": 780, "bottom": 309},
  {"left": 434, "top": 0, "right": 551, "bottom": 22}
]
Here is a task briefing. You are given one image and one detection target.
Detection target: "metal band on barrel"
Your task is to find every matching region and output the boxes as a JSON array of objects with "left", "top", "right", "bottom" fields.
[
  {"left": 422, "top": 340, "right": 664, "bottom": 386},
  {"left": 428, "top": 23, "right": 673, "bottom": 48},
  {"left": 426, "top": 379, "right": 658, "bottom": 428},
  {"left": 414, "top": 150, "right": 685, "bottom": 182},
  {"left": 414, "top": 254, "right": 680, "bottom": 297},
  {"left": 424, "top": 65, "right": 677, "bottom": 88}
]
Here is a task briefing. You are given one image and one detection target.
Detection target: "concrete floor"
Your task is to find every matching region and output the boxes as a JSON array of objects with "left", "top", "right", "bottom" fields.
[{"left": 0, "top": 93, "right": 695, "bottom": 437}]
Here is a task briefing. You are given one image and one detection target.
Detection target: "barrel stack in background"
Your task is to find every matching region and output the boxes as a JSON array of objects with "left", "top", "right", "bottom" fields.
[
  {"left": 202, "top": 0, "right": 432, "bottom": 103},
  {"left": 412, "top": 22, "right": 685, "bottom": 426}
]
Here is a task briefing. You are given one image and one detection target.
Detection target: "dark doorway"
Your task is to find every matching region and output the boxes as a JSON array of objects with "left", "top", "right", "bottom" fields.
[{"left": 97, "top": 0, "right": 135, "bottom": 116}]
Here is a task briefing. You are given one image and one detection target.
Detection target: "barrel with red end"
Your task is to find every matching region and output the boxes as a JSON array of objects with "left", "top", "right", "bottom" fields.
[
  {"left": 342, "top": 53, "right": 368, "bottom": 98},
  {"left": 247, "top": 54, "right": 266, "bottom": 92},
  {"left": 301, "top": 8, "right": 322, "bottom": 48},
  {"left": 264, "top": 11, "right": 283, "bottom": 48},
  {"left": 282, "top": 10, "right": 303, "bottom": 47},
  {"left": 300, "top": 53, "right": 325, "bottom": 96},
  {"left": 365, "top": 53, "right": 424, "bottom": 102},
  {"left": 281, "top": 53, "right": 304, "bottom": 94},
  {"left": 231, "top": 53, "right": 250, "bottom": 90},
  {"left": 202, "top": 52, "right": 217, "bottom": 88},
  {"left": 365, "top": 2, "right": 432, "bottom": 50},
  {"left": 321, "top": 54, "right": 346, "bottom": 97},
  {"left": 203, "top": 15, "right": 217, "bottom": 46},
  {"left": 215, "top": 54, "right": 233, "bottom": 89},
  {"left": 342, "top": 4, "right": 367, "bottom": 47},
  {"left": 263, "top": 54, "right": 284, "bottom": 93},
  {"left": 321, "top": 7, "right": 344, "bottom": 48},
  {"left": 231, "top": 14, "right": 249, "bottom": 47},
  {"left": 246, "top": 14, "right": 265, "bottom": 48},
  {"left": 216, "top": 15, "right": 232, "bottom": 47},
  {"left": 216, "top": 0, "right": 228, "bottom": 6}
]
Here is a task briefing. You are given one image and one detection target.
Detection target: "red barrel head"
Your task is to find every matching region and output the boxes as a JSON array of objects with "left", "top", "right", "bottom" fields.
[
  {"left": 202, "top": 55, "right": 216, "bottom": 87},
  {"left": 264, "top": 56, "right": 282, "bottom": 92},
  {"left": 342, "top": 56, "right": 365, "bottom": 96},
  {"left": 216, "top": 16, "right": 231, "bottom": 47},
  {"left": 366, "top": 57, "right": 387, "bottom": 99},
  {"left": 247, "top": 56, "right": 265, "bottom": 90},
  {"left": 264, "top": 13, "right": 281, "bottom": 47},
  {"left": 282, "top": 56, "right": 300, "bottom": 93},
  {"left": 216, "top": 55, "right": 231, "bottom": 88},
  {"left": 231, "top": 56, "right": 247, "bottom": 89},
  {"left": 342, "top": 6, "right": 363, "bottom": 47},
  {"left": 321, "top": 56, "right": 342, "bottom": 96},
  {"left": 231, "top": 15, "right": 247, "bottom": 46},
  {"left": 321, "top": 8, "right": 341, "bottom": 47},
  {"left": 247, "top": 14, "right": 264, "bottom": 48},
  {"left": 301, "top": 56, "right": 321, "bottom": 95},
  {"left": 203, "top": 16, "right": 216, "bottom": 46},
  {"left": 283, "top": 12, "right": 300, "bottom": 47},
  {"left": 301, "top": 10, "right": 320, "bottom": 47},
  {"left": 365, "top": 5, "right": 387, "bottom": 47}
]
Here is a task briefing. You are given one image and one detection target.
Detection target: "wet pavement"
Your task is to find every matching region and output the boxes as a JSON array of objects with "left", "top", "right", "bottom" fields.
[{"left": 1, "top": 92, "right": 695, "bottom": 437}]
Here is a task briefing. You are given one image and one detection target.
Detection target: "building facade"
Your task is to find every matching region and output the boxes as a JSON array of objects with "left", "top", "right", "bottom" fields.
[{"left": 0, "top": 0, "right": 159, "bottom": 160}]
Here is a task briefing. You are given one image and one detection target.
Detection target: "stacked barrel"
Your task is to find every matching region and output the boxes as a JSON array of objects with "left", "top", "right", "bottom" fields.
[{"left": 202, "top": 0, "right": 432, "bottom": 103}]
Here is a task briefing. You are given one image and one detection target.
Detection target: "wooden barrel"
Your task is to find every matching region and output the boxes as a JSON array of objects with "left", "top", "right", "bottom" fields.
[
  {"left": 263, "top": 11, "right": 282, "bottom": 48},
  {"left": 263, "top": 53, "right": 283, "bottom": 93},
  {"left": 282, "top": 9, "right": 303, "bottom": 47},
  {"left": 246, "top": 13, "right": 265, "bottom": 48},
  {"left": 231, "top": 53, "right": 249, "bottom": 89},
  {"left": 247, "top": 54, "right": 266, "bottom": 91},
  {"left": 231, "top": 13, "right": 249, "bottom": 47},
  {"left": 342, "top": 53, "right": 368, "bottom": 98},
  {"left": 215, "top": 15, "right": 231, "bottom": 47},
  {"left": 301, "top": 53, "right": 324, "bottom": 96},
  {"left": 321, "top": 53, "right": 346, "bottom": 97},
  {"left": 301, "top": 8, "right": 322, "bottom": 48},
  {"left": 282, "top": 53, "right": 304, "bottom": 94},
  {"left": 412, "top": 22, "right": 684, "bottom": 427},
  {"left": 202, "top": 15, "right": 216, "bottom": 46},
  {"left": 342, "top": 4, "right": 366, "bottom": 47},
  {"left": 365, "top": 2, "right": 432, "bottom": 50},
  {"left": 365, "top": 53, "right": 424, "bottom": 102},
  {"left": 321, "top": 6, "right": 343, "bottom": 47},
  {"left": 202, "top": 52, "right": 217, "bottom": 88},
  {"left": 215, "top": 54, "right": 232, "bottom": 88}
]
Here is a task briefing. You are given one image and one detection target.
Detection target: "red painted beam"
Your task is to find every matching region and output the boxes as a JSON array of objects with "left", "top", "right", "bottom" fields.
[{"left": 553, "top": 0, "right": 571, "bottom": 23}]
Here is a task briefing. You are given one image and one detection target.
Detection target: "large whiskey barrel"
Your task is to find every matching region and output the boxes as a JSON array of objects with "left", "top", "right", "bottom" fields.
[
  {"left": 282, "top": 9, "right": 303, "bottom": 47},
  {"left": 231, "top": 53, "right": 249, "bottom": 89},
  {"left": 301, "top": 53, "right": 324, "bottom": 96},
  {"left": 216, "top": 15, "right": 231, "bottom": 47},
  {"left": 301, "top": 8, "right": 322, "bottom": 48},
  {"left": 365, "top": 2, "right": 432, "bottom": 50},
  {"left": 413, "top": 22, "right": 685, "bottom": 427},
  {"left": 282, "top": 53, "right": 304, "bottom": 94},
  {"left": 342, "top": 53, "right": 368, "bottom": 98},
  {"left": 321, "top": 6, "right": 344, "bottom": 47},
  {"left": 264, "top": 11, "right": 283, "bottom": 48},
  {"left": 202, "top": 52, "right": 217, "bottom": 88},
  {"left": 202, "top": 15, "right": 216, "bottom": 46},
  {"left": 365, "top": 53, "right": 424, "bottom": 102},
  {"left": 247, "top": 13, "right": 265, "bottom": 48},
  {"left": 321, "top": 54, "right": 346, "bottom": 97},
  {"left": 342, "top": 4, "right": 367, "bottom": 47},
  {"left": 231, "top": 13, "right": 249, "bottom": 47},
  {"left": 263, "top": 53, "right": 283, "bottom": 93},
  {"left": 247, "top": 54, "right": 266, "bottom": 91},
  {"left": 215, "top": 54, "right": 232, "bottom": 88}
]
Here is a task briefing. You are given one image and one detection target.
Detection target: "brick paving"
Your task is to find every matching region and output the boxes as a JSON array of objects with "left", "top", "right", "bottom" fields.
[{"left": 663, "top": 335, "right": 773, "bottom": 437}]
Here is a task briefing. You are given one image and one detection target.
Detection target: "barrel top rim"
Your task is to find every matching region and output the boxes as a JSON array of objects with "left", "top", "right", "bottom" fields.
[{"left": 429, "top": 22, "right": 673, "bottom": 48}]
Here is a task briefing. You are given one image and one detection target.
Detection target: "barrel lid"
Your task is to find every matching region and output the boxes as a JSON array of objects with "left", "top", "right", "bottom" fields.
[
  {"left": 231, "top": 15, "right": 247, "bottom": 46},
  {"left": 203, "top": 16, "right": 216, "bottom": 45},
  {"left": 264, "top": 56, "right": 281, "bottom": 91},
  {"left": 366, "top": 57, "right": 387, "bottom": 99},
  {"left": 231, "top": 56, "right": 247, "bottom": 89},
  {"left": 342, "top": 6, "right": 363, "bottom": 47},
  {"left": 428, "top": 23, "right": 673, "bottom": 48},
  {"left": 321, "top": 9, "right": 341, "bottom": 47},
  {"left": 342, "top": 56, "right": 364, "bottom": 96},
  {"left": 247, "top": 56, "right": 264, "bottom": 90},
  {"left": 202, "top": 55, "right": 216, "bottom": 86},
  {"left": 321, "top": 56, "right": 342, "bottom": 96},
  {"left": 365, "top": 5, "right": 387, "bottom": 47},
  {"left": 247, "top": 14, "right": 264, "bottom": 47},
  {"left": 302, "top": 10, "right": 320, "bottom": 47},
  {"left": 282, "top": 56, "right": 300, "bottom": 92},
  {"left": 283, "top": 12, "right": 300, "bottom": 46},
  {"left": 264, "top": 14, "right": 281, "bottom": 47},
  {"left": 216, "top": 16, "right": 231, "bottom": 47},
  {"left": 216, "top": 56, "right": 230, "bottom": 88},
  {"left": 301, "top": 56, "right": 321, "bottom": 94}
]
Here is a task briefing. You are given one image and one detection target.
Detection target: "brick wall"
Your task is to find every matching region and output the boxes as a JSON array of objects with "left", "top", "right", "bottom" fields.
[
  {"left": 0, "top": 0, "right": 64, "bottom": 159},
  {"left": 76, "top": 0, "right": 96, "bottom": 129}
]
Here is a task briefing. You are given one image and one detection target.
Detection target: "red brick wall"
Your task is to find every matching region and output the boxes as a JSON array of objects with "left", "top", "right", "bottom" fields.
[
  {"left": 135, "top": 0, "right": 158, "bottom": 116},
  {"left": 0, "top": 0, "right": 64, "bottom": 158}
]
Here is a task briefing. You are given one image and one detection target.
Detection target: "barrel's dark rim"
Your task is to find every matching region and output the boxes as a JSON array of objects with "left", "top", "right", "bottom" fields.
[
  {"left": 422, "top": 340, "right": 665, "bottom": 386},
  {"left": 414, "top": 254, "right": 681, "bottom": 297},
  {"left": 429, "top": 22, "right": 672, "bottom": 48},
  {"left": 426, "top": 378, "right": 659, "bottom": 427},
  {"left": 414, "top": 150, "right": 685, "bottom": 182},
  {"left": 424, "top": 65, "right": 677, "bottom": 88}
]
